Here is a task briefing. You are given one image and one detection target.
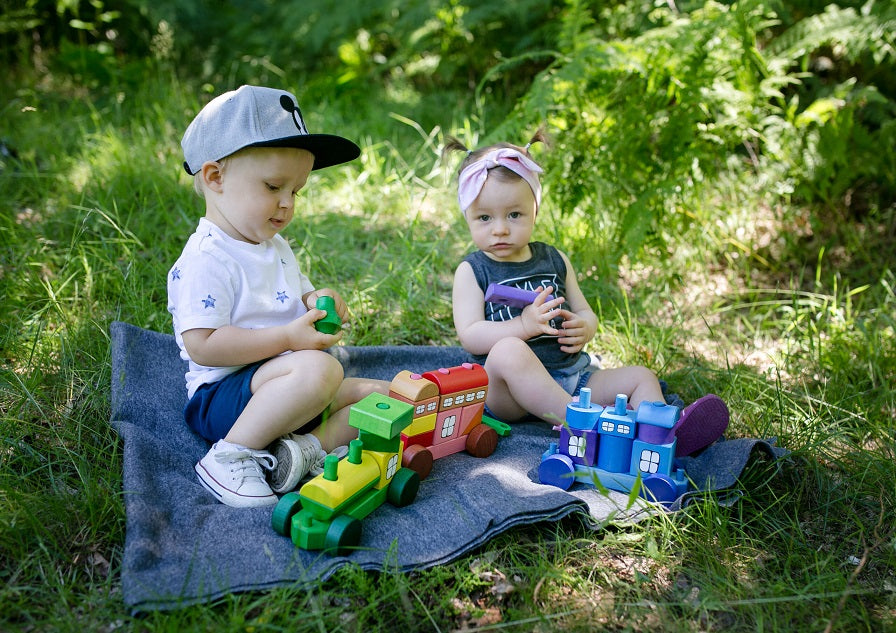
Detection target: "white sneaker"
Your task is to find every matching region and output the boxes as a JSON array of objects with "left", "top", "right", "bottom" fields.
[
  {"left": 305, "top": 444, "right": 349, "bottom": 481},
  {"left": 267, "top": 434, "right": 326, "bottom": 493},
  {"left": 195, "top": 441, "right": 278, "bottom": 507}
]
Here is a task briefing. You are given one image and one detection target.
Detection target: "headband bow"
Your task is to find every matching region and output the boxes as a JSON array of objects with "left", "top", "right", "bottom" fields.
[{"left": 457, "top": 148, "right": 543, "bottom": 213}]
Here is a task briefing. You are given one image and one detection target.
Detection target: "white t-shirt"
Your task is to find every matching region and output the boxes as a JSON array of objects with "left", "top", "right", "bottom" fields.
[{"left": 167, "top": 217, "right": 315, "bottom": 398}]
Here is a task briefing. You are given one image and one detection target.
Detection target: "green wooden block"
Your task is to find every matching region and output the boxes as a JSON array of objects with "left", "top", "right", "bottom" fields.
[
  {"left": 314, "top": 295, "right": 342, "bottom": 334},
  {"left": 349, "top": 393, "right": 414, "bottom": 438}
]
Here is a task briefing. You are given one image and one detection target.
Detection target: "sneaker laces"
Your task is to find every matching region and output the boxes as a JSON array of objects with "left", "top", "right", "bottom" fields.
[
  {"left": 308, "top": 445, "right": 349, "bottom": 478},
  {"left": 214, "top": 448, "right": 278, "bottom": 484},
  {"left": 286, "top": 433, "right": 326, "bottom": 465}
]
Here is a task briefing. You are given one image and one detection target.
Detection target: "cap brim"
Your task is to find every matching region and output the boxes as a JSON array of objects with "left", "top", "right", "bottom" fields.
[{"left": 251, "top": 134, "right": 361, "bottom": 170}]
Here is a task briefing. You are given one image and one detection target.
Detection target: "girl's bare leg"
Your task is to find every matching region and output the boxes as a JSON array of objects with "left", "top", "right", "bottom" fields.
[
  {"left": 483, "top": 337, "right": 665, "bottom": 424},
  {"left": 583, "top": 366, "right": 665, "bottom": 408},
  {"left": 483, "top": 337, "right": 582, "bottom": 424}
]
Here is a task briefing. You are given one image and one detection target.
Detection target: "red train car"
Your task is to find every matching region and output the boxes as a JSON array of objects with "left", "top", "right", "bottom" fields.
[{"left": 388, "top": 363, "right": 498, "bottom": 479}]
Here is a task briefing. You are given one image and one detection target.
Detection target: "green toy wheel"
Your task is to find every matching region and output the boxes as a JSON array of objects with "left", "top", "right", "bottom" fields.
[
  {"left": 271, "top": 492, "right": 302, "bottom": 536},
  {"left": 386, "top": 466, "right": 420, "bottom": 507},
  {"left": 324, "top": 514, "right": 362, "bottom": 555}
]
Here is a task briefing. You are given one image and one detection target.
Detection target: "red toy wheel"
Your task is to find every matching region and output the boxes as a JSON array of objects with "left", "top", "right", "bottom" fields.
[
  {"left": 402, "top": 444, "right": 433, "bottom": 480},
  {"left": 465, "top": 423, "right": 498, "bottom": 458}
]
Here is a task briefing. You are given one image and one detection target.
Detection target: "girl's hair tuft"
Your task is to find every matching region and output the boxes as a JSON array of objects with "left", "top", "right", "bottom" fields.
[{"left": 442, "top": 127, "right": 551, "bottom": 177}]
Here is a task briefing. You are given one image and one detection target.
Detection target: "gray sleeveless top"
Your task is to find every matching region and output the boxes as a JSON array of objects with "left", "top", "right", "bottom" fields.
[{"left": 463, "top": 242, "right": 589, "bottom": 373}]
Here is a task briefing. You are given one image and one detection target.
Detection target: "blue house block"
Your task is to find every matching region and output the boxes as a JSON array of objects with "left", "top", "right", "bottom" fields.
[
  {"left": 634, "top": 400, "right": 679, "bottom": 444},
  {"left": 630, "top": 439, "right": 676, "bottom": 478},
  {"left": 597, "top": 394, "right": 637, "bottom": 440}
]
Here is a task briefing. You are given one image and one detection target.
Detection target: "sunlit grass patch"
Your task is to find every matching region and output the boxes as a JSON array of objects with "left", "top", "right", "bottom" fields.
[{"left": 1, "top": 22, "right": 894, "bottom": 630}]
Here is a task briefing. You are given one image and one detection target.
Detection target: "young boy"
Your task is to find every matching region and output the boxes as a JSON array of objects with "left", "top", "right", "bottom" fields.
[
  {"left": 168, "top": 85, "right": 387, "bottom": 508},
  {"left": 446, "top": 134, "right": 729, "bottom": 455}
]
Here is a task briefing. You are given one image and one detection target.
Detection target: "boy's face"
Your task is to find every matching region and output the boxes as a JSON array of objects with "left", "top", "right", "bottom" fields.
[
  {"left": 203, "top": 147, "right": 315, "bottom": 244},
  {"left": 463, "top": 175, "right": 537, "bottom": 262}
]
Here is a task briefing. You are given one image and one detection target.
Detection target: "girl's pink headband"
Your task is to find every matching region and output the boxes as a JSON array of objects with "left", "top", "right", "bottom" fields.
[{"left": 457, "top": 148, "right": 543, "bottom": 213}]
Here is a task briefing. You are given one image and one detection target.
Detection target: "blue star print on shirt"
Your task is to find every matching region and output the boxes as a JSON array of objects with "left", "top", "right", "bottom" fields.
[
  {"left": 170, "top": 267, "right": 181, "bottom": 281},
  {"left": 202, "top": 294, "right": 216, "bottom": 308},
  {"left": 276, "top": 291, "right": 289, "bottom": 304}
]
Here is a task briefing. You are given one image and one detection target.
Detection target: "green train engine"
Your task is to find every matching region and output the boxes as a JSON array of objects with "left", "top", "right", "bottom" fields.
[{"left": 271, "top": 392, "right": 420, "bottom": 555}]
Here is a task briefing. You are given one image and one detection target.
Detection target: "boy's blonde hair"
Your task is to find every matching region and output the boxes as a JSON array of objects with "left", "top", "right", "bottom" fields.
[{"left": 190, "top": 153, "right": 235, "bottom": 198}]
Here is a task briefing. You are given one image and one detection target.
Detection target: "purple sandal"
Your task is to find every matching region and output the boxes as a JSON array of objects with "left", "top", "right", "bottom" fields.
[{"left": 672, "top": 394, "right": 730, "bottom": 457}]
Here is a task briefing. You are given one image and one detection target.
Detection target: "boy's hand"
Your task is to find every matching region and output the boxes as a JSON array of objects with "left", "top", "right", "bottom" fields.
[
  {"left": 285, "top": 309, "right": 343, "bottom": 350},
  {"left": 554, "top": 309, "right": 592, "bottom": 353},
  {"left": 305, "top": 288, "right": 348, "bottom": 321},
  {"left": 520, "top": 286, "right": 565, "bottom": 339}
]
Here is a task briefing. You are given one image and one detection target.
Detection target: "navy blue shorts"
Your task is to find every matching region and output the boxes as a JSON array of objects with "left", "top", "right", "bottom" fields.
[{"left": 184, "top": 362, "right": 263, "bottom": 442}]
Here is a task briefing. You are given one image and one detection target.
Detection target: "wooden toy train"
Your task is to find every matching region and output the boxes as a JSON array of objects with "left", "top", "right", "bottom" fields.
[
  {"left": 272, "top": 363, "right": 506, "bottom": 554},
  {"left": 538, "top": 387, "right": 689, "bottom": 505},
  {"left": 391, "top": 362, "right": 503, "bottom": 480},
  {"left": 271, "top": 392, "right": 419, "bottom": 554}
]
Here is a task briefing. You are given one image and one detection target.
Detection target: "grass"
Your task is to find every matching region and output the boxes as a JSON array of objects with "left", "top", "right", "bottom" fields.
[{"left": 1, "top": 65, "right": 894, "bottom": 632}]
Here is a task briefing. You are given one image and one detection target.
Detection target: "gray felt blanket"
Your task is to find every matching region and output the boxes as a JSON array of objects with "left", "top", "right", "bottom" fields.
[{"left": 110, "top": 321, "right": 787, "bottom": 613}]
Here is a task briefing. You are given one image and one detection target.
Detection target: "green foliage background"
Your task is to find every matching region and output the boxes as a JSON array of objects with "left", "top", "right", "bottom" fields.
[
  {"left": 5, "top": 0, "right": 894, "bottom": 274},
  {"left": 1, "top": 0, "right": 894, "bottom": 630}
]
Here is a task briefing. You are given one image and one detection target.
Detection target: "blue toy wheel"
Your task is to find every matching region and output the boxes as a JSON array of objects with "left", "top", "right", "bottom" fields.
[
  {"left": 538, "top": 454, "right": 576, "bottom": 490},
  {"left": 640, "top": 474, "right": 678, "bottom": 507}
]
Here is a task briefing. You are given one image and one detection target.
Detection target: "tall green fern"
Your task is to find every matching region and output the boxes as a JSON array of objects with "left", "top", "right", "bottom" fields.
[
  {"left": 766, "top": 1, "right": 896, "bottom": 65},
  {"left": 763, "top": 1, "right": 896, "bottom": 208},
  {"left": 489, "top": 0, "right": 894, "bottom": 277},
  {"left": 498, "top": 0, "right": 792, "bottom": 278}
]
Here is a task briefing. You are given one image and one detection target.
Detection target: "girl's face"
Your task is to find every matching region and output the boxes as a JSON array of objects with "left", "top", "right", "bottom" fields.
[
  {"left": 204, "top": 147, "right": 315, "bottom": 244},
  {"left": 463, "top": 174, "right": 537, "bottom": 262}
]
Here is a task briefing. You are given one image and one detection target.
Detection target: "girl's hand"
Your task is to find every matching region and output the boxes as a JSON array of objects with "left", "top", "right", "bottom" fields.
[
  {"left": 520, "top": 286, "right": 565, "bottom": 339},
  {"left": 554, "top": 309, "right": 591, "bottom": 353}
]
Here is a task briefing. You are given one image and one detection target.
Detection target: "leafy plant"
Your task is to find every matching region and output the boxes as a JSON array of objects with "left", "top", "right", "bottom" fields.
[
  {"left": 1, "top": 0, "right": 156, "bottom": 74},
  {"left": 764, "top": 1, "right": 896, "bottom": 210},
  {"left": 496, "top": 1, "right": 784, "bottom": 279},
  {"left": 484, "top": 0, "right": 896, "bottom": 280}
]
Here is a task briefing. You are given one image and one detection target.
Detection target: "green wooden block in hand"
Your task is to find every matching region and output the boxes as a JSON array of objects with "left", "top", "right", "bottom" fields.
[{"left": 314, "top": 295, "right": 342, "bottom": 334}]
